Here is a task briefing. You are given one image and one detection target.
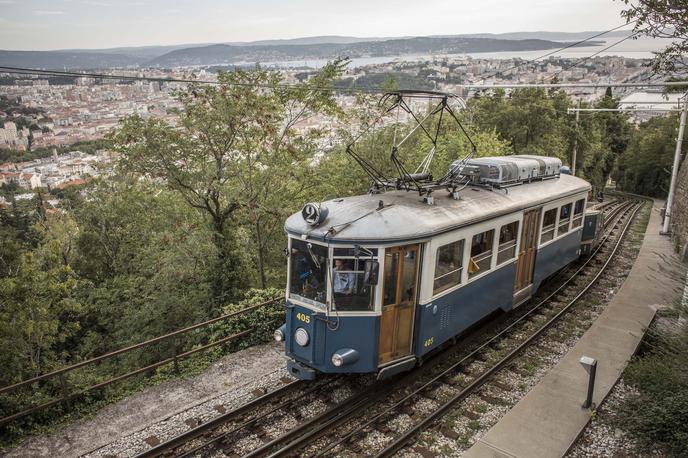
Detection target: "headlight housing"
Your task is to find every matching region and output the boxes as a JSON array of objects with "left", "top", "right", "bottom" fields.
[
  {"left": 273, "top": 328, "right": 284, "bottom": 342},
  {"left": 331, "top": 348, "right": 359, "bottom": 367},
  {"left": 294, "top": 327, "right": 310, "bottom": 347}
]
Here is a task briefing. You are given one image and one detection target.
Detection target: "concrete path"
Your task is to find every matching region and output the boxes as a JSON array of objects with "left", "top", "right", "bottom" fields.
[{"left": 464, "top": 199, "right": 686, "bottom": 458}]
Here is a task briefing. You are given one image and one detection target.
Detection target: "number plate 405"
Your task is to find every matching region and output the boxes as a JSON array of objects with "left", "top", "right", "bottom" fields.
[{"left": 296, "top": 312, "right": 311, "bottom": 324}]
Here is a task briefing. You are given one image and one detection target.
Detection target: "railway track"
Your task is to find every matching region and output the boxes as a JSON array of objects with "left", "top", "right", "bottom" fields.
[{"left": 136, "top": 197, "right": 641, "bottom": 458}]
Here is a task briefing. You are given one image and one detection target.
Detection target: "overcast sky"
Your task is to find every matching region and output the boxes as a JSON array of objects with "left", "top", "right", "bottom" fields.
[{"left": 0, "top": 0, "right": 631, "bottom": 51}]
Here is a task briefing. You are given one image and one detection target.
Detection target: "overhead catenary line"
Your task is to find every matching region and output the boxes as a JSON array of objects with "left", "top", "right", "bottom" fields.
[
  {"left": 568, "top": 107, "right": 682, "bottom": 112},
  {"left": 0, "top": 65, "right": 379, "bottom": 94},
  {"left": 0, "top": 65, "right": 685, "bottom": 91},
  {"left": 478, "top": 20, "right": 637, "bottom": 83},
  {"left": 0, "top": 21, "right": 638, "bottom": 93},
  {"left": 550, "top": 30, "right": 643, "bottom": 80}
]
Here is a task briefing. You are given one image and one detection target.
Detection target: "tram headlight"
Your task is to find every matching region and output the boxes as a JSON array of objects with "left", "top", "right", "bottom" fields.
[
  {"left": 273, "top": 329, "right": 284, "bottom": 342},
  {"left": 273, "top": 324, "right": 286, "bottom": 342},
  {"left": 331, "top": 349, "right": 359, "bottom": 367},
  {"left": 294, "top": 327, "right": 310, "bottom": 347}
]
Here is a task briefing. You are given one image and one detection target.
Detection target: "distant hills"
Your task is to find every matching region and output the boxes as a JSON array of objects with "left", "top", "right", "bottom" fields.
[
  {"left": 147, "top": 37, "right": 597, "bottom": 68},
  {"left": 0, "top": 31, "right": 616, "bottom": 70}
]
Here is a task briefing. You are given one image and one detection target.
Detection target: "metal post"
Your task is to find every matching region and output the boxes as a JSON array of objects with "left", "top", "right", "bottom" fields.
[
  {"left": 572, "top": 99, "right": 580, "bottom": 176},
  {"left": 662, "top": 95, "right": 688, "bottom": 235},
  {"left": 579, "top": 356, "right": 597, "bottom": 409}
]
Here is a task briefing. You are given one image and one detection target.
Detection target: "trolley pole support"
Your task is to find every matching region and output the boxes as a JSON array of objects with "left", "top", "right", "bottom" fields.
[
  {"left": 579, "top": 356, "right": 597, "bottom": 409},
  {"left": 662, "top": 95, "right": 688, "bottom": 235}
]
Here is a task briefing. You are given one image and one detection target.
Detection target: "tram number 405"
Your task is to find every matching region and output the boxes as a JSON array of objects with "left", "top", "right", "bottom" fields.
[
  {"left": 423, "top": 337, "right": 434, "bottom": 348},
  {"left": 296, "top": 312, "right": 311, "bottom": 324}
]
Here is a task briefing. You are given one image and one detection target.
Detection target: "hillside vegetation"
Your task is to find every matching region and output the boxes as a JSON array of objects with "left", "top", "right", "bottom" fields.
[{"left": 0, "top": 60, "right": 681, "bottom": 444}]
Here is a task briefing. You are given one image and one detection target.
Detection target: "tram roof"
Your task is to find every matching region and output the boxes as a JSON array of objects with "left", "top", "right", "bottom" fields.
[{"left": 285, "top": 174, "right": 591, "bottom": 244}]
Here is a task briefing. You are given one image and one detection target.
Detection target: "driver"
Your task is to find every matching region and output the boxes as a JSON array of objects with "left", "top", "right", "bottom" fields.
[{"left": 333, "top": 259, "right": 354, "bottom": 295}]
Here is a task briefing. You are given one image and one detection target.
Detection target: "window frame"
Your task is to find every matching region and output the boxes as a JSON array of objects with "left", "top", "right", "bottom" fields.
[
  {"left": 468, "top": 228, "right": 496, "bottom": 280},
  {"left": 330, "top": 255, "right": 377, "bottom": 312},
  {"left": 572, "top": 198, "right": 585, "bottom": 228},
  {"left": 558, "top": 202, "right": 573, "bottom": 235},
  {"left": 433, "top": 239, "right": 465, "bottom": 295},
  {"left": 540, "top": 208, "right": 557, "bottom": 244},
  {"left": 497, "top": 220, "right": 519, "bottom": 265},
  {"left": 285, "top": 238, "right": 384, "bottom": 316}
]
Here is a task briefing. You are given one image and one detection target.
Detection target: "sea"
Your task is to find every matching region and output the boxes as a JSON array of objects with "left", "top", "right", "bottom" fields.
[{"left": 241, "top": 36, "right": 675, "bottom": 69}]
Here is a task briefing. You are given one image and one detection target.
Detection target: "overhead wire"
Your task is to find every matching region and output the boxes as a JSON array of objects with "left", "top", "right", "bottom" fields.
[
  {"left": 0, "top": 65, "right": 379, "bottom": 94},
  {"left": 477, "top": 20, "right": 637, "bottom": 83},
  {"left": 0, "top": 20, "right": 663, "bottom": 96},
  {"left": 550, "top": 30, "right": 643, "bottom": 81}
]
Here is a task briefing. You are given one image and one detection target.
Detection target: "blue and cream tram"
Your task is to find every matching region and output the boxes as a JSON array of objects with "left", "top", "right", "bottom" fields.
[{"left": 275, "top": 155, "right": 592, "bottom": 380}]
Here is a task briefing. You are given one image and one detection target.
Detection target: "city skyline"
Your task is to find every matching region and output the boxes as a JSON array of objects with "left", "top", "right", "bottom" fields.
[{"left": 0, "top": 0, "right": 630, "bottom": 51}]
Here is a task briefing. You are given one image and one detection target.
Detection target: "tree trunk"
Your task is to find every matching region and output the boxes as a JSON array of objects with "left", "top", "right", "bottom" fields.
[
  {"left": 255, "top": 217, "right": 267, "bottom": 289},
  {"left": 209, "top": 216, "right": 246, "bottom": 312}
]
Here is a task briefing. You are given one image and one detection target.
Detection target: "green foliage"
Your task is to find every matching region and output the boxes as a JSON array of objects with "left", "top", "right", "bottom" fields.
[
  {"left": 111, "top": 60, "right": 347, "bottom": 297},
  {"left": 0, "top": 139, "right": 111, "bottom": 163},
  {"left": 466, "top": 88, "right": 631, "bottom": 190},
  {"left": 614, "top": 113, "right": 684, "bottom": 197},
  {"left": 335, "top": 72, "right": 435, "bottom": 91},
  {"left": 620, "top": 0, "right": 688, "bottom": 74},
  {"left": 617, "top": 318, "right": 688, "bottom": 457}
]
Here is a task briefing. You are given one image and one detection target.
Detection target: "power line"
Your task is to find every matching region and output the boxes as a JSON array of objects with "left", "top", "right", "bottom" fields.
[
  {"left": 0, "top": 65, "right": 379, "bottom": 94},
  {"left": 462, "top": 82, "right": 686, "bottom": 88},
  {"left": 550, "top": 31, "right": 643, "bottom": 80},
  {"left": 0, "top": 65, "right": 684, "bottom": 91},
  {"left": 0, "top": 22, "right": 651, "bottom": 97},
  {"left": 478, "top": 20, "right": 637, "bottom": 83}
]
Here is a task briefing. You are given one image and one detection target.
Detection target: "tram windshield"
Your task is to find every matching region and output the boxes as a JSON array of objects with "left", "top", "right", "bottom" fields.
[
  {"left": 331, "top": 248, "right": 376, "bottom": 312},
  {"left": 289, "top": 239, "right": 328, "bottom": 307}
]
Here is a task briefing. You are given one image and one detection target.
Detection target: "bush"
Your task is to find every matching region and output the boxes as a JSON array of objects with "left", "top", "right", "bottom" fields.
[{"left": 617, "top": 318, "right": 688, "bottom": 457}]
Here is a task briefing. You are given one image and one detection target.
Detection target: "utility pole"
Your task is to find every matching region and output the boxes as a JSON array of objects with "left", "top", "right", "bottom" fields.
[
  {"left": 662, "top": 95, "right": 688, "bottom": 235},
  {"left": 572, "top": 99, "right": 581, "bottom": 175}
]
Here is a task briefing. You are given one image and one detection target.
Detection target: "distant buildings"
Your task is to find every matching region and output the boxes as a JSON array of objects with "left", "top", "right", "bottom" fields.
[{"left": 0, "top": 149, "right": 114, "bottom": 191}]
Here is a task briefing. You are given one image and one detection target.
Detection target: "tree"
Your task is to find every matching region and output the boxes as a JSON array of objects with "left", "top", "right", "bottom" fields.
[
  {"left": 620, "top": 0, "right": 688, "bottom": 73},
  {"left": 111, "top": 61, "right": 346, "bottom": 298},
  {"left": 614, "top": 113, "right": 683, "bottom": 196}
]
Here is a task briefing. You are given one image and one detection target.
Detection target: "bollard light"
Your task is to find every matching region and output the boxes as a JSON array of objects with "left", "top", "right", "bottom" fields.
[{"left": 579, "top": 356, "right": 597, "bottom": 409}]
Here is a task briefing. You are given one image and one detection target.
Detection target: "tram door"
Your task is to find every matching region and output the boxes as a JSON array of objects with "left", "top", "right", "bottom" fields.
[
  {"left": 378, "top": 244, "right": 420, "bottom": 365},
  {"left": 514, "top": 208, "right": 541, "bottom": 293}
]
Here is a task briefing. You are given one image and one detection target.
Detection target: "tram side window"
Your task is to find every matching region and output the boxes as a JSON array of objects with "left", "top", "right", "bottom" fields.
[
  {"left": 433, "top": 240, "right": 465, "bottom": 295},
  {"left": 331, "top": 257, "right": 375, "bottom": 312},
  {"left": 541, "top": 208, "right": 557, "bottom": 243},
  {"left": 572, "top": 199, "right": 585, "bottom": 228},
  {"left": 559, "top": 203, "right": 572, "bottom": 235},
  {"left": 469, "top": 229, "right": 495, "bottom": 279},
  {"left": 497, "top": 221, "right": 519, "bottom": 265}
]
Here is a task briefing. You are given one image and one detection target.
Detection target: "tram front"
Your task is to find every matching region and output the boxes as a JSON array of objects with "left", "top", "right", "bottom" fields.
[{"left": 274, "top": 203, "right": 382, "bottom": 380}]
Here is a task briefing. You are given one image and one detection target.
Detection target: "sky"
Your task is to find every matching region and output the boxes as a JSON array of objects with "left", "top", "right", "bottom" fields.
[{"left": 0, "top": 0, "right": 632, "bottom": 51}]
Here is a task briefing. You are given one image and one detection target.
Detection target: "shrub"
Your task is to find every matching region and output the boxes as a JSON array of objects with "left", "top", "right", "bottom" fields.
[{"left": 616, "top": 316, "right": 688, "bottom": 457}]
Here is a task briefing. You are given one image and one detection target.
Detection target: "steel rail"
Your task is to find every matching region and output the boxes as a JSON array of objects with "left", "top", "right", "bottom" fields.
[
  {"left": 375, "top": 202, "right": 642, "bottom": 457},
  {"left": 134, "top": 378, "right": 305, "bottom": 458},
  {"left": 154, "top": 199, "right": 636, "bottom": 458}
]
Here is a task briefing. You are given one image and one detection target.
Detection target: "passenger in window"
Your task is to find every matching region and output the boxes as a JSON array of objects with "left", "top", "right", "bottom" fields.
[
  {"left": 333, "top": 259, "right": 354, "bottom": 296},
  {"left": 294, "top": 249, "right": 320, "bottom": 293}
]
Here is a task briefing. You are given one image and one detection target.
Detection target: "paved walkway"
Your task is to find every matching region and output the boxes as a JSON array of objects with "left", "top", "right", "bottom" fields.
[{"left": 464, "top": 199, "right": 686, "bottom": 458}]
